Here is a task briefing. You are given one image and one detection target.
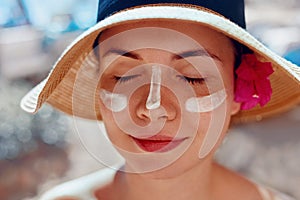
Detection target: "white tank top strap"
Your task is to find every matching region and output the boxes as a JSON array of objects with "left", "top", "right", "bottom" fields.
[
  {"left": 255, "top": 184, "right": 296, "bottom": 200},
  {"left": 256, "top": 185, "right": 274, "bottom": 200}
]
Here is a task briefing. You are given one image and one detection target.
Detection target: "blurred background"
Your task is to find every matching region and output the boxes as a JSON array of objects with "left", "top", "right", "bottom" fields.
[{"left": 0, "top": 0, "right": 299, "bottom": 199}]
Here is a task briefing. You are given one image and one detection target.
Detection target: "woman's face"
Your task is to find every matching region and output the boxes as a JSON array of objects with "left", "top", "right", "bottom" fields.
[{"left": 97, "top": 20, "right": 240, "bottom": 176}]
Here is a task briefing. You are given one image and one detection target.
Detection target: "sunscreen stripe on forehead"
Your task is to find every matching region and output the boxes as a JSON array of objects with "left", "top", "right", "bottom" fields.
[
  {"left": 185, "top": 89, "right": 227, "bottom": 113},
  {"left": 146, "top": 66, "right": 162, "bottom": 110}
]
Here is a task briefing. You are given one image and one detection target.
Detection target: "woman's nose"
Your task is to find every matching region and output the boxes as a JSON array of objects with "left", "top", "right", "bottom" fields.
[{"left": 135, "top": 85, "right": 177, "bottom": 122}]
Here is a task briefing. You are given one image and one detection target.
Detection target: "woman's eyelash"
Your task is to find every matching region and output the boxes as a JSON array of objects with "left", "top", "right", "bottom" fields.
[
  {"left": 176, "top": 75, "right": 205, "bottom": 85},
  {"left": 114, "top": 74, "right": 140, "bottom": 83},
  {"left": 114, "top": 74, "right": 205, "bottom": 85}
]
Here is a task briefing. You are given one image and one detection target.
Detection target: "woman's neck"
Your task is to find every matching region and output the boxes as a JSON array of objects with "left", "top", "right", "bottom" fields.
[
  {"left": 95, "top": 161, "right": 262, "bottom": 200},
  {"left": 113, "top": 159, "right": 215, "bottom": 200}
]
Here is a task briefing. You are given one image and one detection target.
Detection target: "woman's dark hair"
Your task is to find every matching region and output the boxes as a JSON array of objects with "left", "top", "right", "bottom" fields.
[
  {"left": 92, "top": 32, "right": 102, "bottom": 59},
  {"left": 231, "top": 39, "right": 253, "bottom": 70}
]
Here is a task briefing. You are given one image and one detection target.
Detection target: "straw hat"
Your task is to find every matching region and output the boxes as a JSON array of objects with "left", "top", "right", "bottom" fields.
[{"left": 20, "top": 0, "right": 300, "bottom": 123}]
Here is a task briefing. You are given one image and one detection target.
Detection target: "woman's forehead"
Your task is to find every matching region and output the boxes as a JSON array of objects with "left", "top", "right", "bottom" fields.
[{"left": 99, "top": 19, "right": 235, "bottom": 62}]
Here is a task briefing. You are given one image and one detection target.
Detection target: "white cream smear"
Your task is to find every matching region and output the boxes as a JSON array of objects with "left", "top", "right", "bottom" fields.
[
  {"left": 185, "top": 89, "right": 227, "bottom": 113},
  {"left": 100, "top": 88, "right": 226, "bottom": 113},
  {"left": 146, "top": 66, "right": 162, "bottom": 110},
  {"left": 99, "top": 89, "right": 127, "bottom": 112}
]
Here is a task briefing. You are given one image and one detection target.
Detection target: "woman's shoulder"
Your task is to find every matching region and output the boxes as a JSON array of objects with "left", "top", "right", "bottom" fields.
[{"left": 38, "top": 167, "right": 117, "bottom": 200}]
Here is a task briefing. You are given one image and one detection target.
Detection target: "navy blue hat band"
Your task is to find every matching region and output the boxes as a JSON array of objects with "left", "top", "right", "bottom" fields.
[{"left": 97, "top": 0, "right": 246, "bottom": 28}]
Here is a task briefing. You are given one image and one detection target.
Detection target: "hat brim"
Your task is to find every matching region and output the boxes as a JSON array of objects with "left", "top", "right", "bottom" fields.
[{"left": 20, "top": 4, "right": 300, "bottom": 123}]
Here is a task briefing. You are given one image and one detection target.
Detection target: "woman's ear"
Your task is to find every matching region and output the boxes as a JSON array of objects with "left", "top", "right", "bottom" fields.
[{"left": 231, "top": 101, "right": 241, "bottom": 115}]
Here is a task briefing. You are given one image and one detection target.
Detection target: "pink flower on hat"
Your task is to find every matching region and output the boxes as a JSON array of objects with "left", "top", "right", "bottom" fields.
[{"left": 234, "top": 54, "right": 274, "bottom": 110}]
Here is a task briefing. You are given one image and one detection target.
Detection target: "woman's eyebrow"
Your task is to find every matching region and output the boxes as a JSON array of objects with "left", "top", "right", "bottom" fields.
[
  {"left": 102, "top": 48, "right": 221, "bottom": 61},
  {"left": 173, "top": 49, "right": 221, "bottom": 61},
  {"left": 102, "top": 48, "right": 142, "bottom": 60}
]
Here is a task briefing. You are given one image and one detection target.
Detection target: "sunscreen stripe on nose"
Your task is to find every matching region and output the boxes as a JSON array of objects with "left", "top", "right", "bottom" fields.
[{"left": 146, "top": 66, "right": 161, "bottom": 110}]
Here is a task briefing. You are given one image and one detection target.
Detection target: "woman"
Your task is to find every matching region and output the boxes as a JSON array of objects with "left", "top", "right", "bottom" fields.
[{"left": 21, "top": 0, "right": 300, "bottom": 199}]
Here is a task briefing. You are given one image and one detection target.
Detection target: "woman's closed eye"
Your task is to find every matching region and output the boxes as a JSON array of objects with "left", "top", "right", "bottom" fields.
[
  {"left": 176, "top": 75, "right": 206, "bottom": 85},
  {"left": 114, "top": 74, "right": 141, "bottom": 83},
  {"left": 113, "top": 74, "right": 206, "bottom": 85}
]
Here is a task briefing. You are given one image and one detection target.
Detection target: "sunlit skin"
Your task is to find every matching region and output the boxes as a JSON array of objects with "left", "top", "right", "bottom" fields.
[{"left": 94, "top": 20, "right": 263, "bottom": 200}]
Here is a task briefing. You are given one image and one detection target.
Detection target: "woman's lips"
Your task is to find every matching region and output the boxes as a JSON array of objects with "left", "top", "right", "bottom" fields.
[{"left": 131, "top": 135, "right": 187, "bottom": 152}]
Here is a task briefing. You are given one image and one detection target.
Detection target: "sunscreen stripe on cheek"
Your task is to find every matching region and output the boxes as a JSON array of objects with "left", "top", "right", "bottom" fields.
[
  {"left": 185, "top": 89, "right": 227, "bottom": 113},
  {"left": 99, "top": 89, "right": 128, "bottom": 112},
  {"left": 146, "top": 66, "right": 162, "bottom": 110}
]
